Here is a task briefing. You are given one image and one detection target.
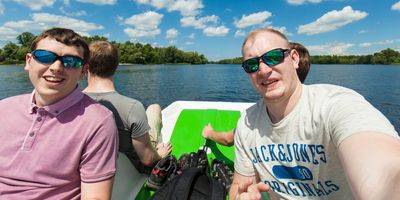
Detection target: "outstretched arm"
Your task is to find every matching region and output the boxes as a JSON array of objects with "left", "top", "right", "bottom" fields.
[
  {"left": 132, "top": 133, "right": 172, "bottom": 166},
  {"left": 338, "top": 132, "right": 400, "bottom": 200},
  {"left": 202, "top": 123, "right": 234, "bottom": 146}
]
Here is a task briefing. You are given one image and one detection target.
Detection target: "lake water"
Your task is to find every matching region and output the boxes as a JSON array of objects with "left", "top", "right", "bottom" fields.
[{"left": 1, "top": 64, "right": 399, "bottom": 133}]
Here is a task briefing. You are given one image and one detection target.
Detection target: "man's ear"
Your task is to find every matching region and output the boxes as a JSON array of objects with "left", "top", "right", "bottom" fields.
[
  {"left": 24, "top": 53, "right": 32, "bottom": 71},
  {"left": 290, "top": 49, "right": 300, "bottom": 70}
]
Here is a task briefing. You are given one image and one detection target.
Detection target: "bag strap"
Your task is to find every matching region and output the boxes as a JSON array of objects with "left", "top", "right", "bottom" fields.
[
  {"left": 173, "top": 167, "right": 204, "bottom": 199},
  {"left": 209, "top": 175, "right": 226, "bottom": 200}
]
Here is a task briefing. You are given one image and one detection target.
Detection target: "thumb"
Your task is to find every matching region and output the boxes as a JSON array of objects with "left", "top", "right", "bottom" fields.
[{"left": 238, "top": 177, "right": 253, "bottom": 194}]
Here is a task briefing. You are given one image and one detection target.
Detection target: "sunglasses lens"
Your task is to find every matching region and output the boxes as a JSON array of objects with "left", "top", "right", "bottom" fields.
[
  {"left": 62, "top": 56, "right": 83, "bottom": 69},
  {"left": 243, "top": 58, "right": 259, "bottom": 73},
  {"left": 32, "top": 50, "right": 57, "bottom": 64},
  {"left": 263, "top": 49, "right": 284, "bottom": 66},
  {"left": 32, "top": 50, "right": 83, "bottom": 69}
]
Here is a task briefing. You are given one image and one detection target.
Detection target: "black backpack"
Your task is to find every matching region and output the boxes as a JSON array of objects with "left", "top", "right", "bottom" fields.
[{"left": 150, "top": 167, "right": 226, "bottom": 200}]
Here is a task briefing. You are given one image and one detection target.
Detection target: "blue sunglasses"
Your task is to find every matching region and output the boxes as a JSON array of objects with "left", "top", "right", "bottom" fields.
[{"left": 31, "top": 49, "right": 84, "bottom": 69}]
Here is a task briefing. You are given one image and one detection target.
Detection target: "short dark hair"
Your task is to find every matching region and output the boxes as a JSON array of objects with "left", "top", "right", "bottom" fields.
[
  {"left": 289, "top": 42, "right": 311, "bottom": 83},
  {"left": 30, "top": 27, "right": 89, "bottom": 65},
  {"left": 88, "top": 41, "right": 119, "bottom": 78}
]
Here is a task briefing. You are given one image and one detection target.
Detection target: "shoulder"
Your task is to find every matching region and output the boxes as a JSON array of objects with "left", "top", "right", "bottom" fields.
[
  {"left": 0, "top": 93, "right": 30, "bottom": 109},
  {"left": 237, "top": 99, "right": 264, "bottom": 131},
  {"left": 81, "top": 95, "right": 115, "bottom": 118},
  {"left": 104, "top": 92, "right": 145, "bottom": 109},
  {"left": 243, "top": 99, "right": 265, "bottom": 119},
  {"left": 303, "top": 84, "right": 366, "bottom": 109},
  {"left": 305, "top": 84, "right": 361, "bottom": 98}
]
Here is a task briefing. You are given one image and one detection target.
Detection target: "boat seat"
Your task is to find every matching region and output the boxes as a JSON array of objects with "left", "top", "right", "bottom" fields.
[{"left": 111, "top": 152, "right": 148, "bottom": 200}]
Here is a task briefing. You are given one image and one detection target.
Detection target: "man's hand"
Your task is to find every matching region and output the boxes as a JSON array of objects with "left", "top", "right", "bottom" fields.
[
  {"left": 156, "top": 142, "right": 172, "bottom": 158},
  {"left": 236, "top": 177, "right": 269, "bottom": 200},
  {"left": 202, "top": 123, "right": 213, "bottom": 139}
]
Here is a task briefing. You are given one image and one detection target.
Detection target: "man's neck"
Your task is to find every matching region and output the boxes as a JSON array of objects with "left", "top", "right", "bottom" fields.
[
  {"left": 83, "top": 74, "right": 115, "bottom": 93},
  {"left": 265, "top": 83, "right": 303, "bottom": 124}
]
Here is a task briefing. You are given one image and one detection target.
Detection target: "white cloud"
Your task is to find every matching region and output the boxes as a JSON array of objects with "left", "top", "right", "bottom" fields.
[
  {"left": 1, "top": 12, "right": 103, "bottom": 39},
  {"left": 287, "top": 0, "right": 321, "bottom": 5},
  {"left": 168, "top": 0, "right": 203, "bottom": 16},
  {"left": 234, "top": 30, "right": 246, "bottom": 38},
  {"left": 60, "top": 7, "right": 87, "bottom": 17},
  {"left": 76, "top": 0, "right": 117, "bottom": 5},
  {"left": 123, "top": 11, "right": 163, "bottom": 39},
  {"left": 13, "top": 0, "right": 55, "bottom": 11},
  {"left": 124, "top": 11, "right": 163, "bottom": 30},
  {"left": 135, "top": 0, "right": 203, "bottom": 17},
  {"left": 31, "top": 13, "right": 103, "bottom": 31},
  {"left": 359, "top": 42, "right": 372, "bottom": 48},
  {"left": 392, "top": 1, "right": 400, "bottom": 11},
  {"left": 297, "top": 6, "right": 368, "bottom": 35},
  {"left": 4, "top": 20, "right": 45, "bottom": 32},
  {"left": 0, "top": 27, "right": 19, "bottom": 41},
  {"left": 166, "top": 28, "right": 179, "bottom": 39},
  {"left": 0, "top": 2, "right": 4, "bottom": 16},
  {"left": 188, "top": 33, "right": 195, "bottom": 39},
  {"left": 185, "top": 41, "right": 193, "bottom": 45},
  {"left": 203, "top": 26, "right": 229, "bottom": 37},
  {"left": 169, "top": 40, "right": 176, "bottom": 45},
  {"left": 124, "top": 27, "right": 161, "bottom": 38},
  {"left": 234, "top": 11, "right": 272, "bottom": 29},
  {"left": 180, "top": 15, "right": 218, "bottom": 29},
  {"left": 308, "top": 42, "right": 354, "bottom": 55},
  {"left": 358, "top": 30, "right": 368, "bottom": 34},
  {"left": 135, "top": 0, "right": 172, "bottom": 9},
  {"left": 359, "top": 40, "right": 396, "bottom": 48}
]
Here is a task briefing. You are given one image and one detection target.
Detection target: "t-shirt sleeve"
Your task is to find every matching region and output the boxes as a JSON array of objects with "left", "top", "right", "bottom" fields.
[
  {"left": 127, "top": 102, "right": 151, "bottom": 138},
  {"left": 234, "top": 115, "right": 256, "bottom": 177},
  {"left": 328, "top": 89, "right": 398, "bottom": 147},
  {"left": 80, "top": 113, "right": 118, "bottom": 183}
]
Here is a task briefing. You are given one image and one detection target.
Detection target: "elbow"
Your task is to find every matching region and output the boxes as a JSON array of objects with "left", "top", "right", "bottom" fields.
[
  {"left": 224, "top": 138, "right": 234, "bottom": 147},
  {"left": 141, "top": 157, "right": 156, "bottom": 166}
]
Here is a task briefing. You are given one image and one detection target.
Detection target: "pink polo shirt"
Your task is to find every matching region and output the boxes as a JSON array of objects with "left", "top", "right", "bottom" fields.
[{"left": 0, "top": 87, "right": 118, "bottom": 199}]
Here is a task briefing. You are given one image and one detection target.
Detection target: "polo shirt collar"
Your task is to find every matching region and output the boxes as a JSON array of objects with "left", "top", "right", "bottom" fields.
[{"left": 29, "top": 86, "right": 84, "bottom": 116}]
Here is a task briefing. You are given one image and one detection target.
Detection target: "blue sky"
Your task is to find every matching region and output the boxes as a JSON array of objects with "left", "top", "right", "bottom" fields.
[{"left": 0, "top": 0, "right": 399, "bottom": 61}]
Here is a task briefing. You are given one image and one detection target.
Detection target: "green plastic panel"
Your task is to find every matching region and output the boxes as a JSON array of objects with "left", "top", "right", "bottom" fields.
[{"left": 169, "top": 109, "right": 241, "bottom": 169}]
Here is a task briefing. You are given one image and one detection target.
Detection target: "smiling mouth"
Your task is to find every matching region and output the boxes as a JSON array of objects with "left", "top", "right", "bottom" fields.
[
  {"left": 44, "top": 76, "right": 64, "bottom": 83},
  {"left": 262, "top": 80, "right": 278, "bottom": 86}
]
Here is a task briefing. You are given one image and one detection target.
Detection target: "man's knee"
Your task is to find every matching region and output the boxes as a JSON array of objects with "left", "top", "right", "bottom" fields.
[{"left": 146, "top": 104, "right": 162, "bottom": 146}]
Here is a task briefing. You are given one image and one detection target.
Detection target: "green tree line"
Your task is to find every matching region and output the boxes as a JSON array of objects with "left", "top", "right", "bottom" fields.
[
  {"left": 212, "top": 48, "right": 400, "bottom": 65},
  {"left": 0, "top": 32, "right": 208, "bottom": 65},
  {"left": 1, "top": 32, "right": 399, "bottom": 65}
]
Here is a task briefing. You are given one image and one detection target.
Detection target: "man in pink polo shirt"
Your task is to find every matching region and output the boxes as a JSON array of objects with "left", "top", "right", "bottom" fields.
[{"left": 0, "top": 28, "right": 118, "bottom": 199}]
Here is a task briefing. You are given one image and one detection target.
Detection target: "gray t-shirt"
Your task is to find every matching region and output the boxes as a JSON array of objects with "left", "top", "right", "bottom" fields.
[
  {"left": 234, "top": 84, "right": 398, "bottom": 199},
  {"left": 85, "top": 91, "right": 151, "bottom": 172}
]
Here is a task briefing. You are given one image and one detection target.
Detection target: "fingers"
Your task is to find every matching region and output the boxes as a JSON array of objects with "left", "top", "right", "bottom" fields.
[
  {"left": 156, "top": 142, "right": 173, "bottom": 158},
  {"left": 156, "top": 142, "right": 163, "bottom": 148},
  {"left": 237, "top": 179, "right": 269, "bottom": 200},
  {"left": 238, "top": 178, "right": 253, "bottom": 194},
  {"left": 202, "top": 123, "right": 213, "bottom": 138},
  {"left": 248, "top": 182, "right": 269, "bottom": 194}
]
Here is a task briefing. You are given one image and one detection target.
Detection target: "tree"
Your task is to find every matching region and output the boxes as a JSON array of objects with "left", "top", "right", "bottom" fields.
[
  {"left": 83, "top": 35, "right": 108, "bottom": 44},
  {"left": 16, "top": 32, "right": 36, "bottom": 48}
]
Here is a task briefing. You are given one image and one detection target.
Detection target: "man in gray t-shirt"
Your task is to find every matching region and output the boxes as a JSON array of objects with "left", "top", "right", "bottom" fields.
[{"left": 84, "top": 41, "right": 172, "bottom": 174}]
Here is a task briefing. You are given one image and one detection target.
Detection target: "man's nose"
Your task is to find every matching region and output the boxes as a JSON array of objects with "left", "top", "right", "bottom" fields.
[
  {"left": 258, "top": 60, "right": 272, "bottom": 74},
  {"left": 48, "top": 59, "right": 64, "bottom": 72}
]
